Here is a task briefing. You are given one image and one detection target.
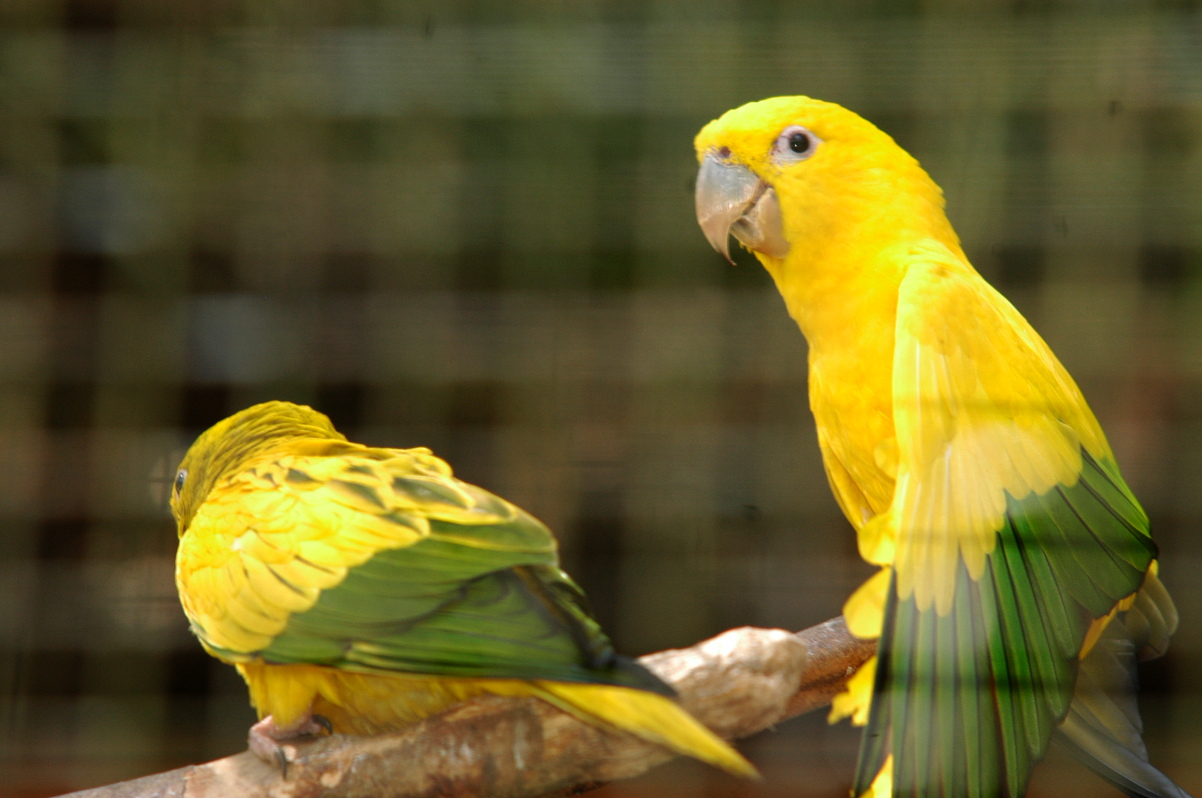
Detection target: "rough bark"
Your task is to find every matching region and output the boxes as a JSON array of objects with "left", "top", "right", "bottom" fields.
[{"left": 62, "top": 618, "right": 875, "bottom": 798}]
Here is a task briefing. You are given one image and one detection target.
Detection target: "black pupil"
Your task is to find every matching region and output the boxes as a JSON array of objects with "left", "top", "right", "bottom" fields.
[
  {"left": 789, "top": 132, "right": 810, "bottom": 154},
  {"left": 175, "top": 470, "right": 187, "bottom": 493}
]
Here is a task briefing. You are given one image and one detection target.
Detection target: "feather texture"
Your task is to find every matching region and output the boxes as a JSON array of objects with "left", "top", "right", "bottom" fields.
[
  {"left": 854, "top": 453, "right": 1157, "bottom": 797},
  {"left": 694, "top": 96, "right": 1187, "bottom": 797},
  {"left": 173, "top": 401, "right": 754, "bottom": 777}
]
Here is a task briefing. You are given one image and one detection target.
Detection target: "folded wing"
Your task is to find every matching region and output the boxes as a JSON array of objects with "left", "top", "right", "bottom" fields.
[{"left": 851, "top": 242, "right": 1160, "bottom": 798}]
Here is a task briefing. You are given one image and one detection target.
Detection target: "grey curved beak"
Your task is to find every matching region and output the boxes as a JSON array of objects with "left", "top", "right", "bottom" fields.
[{"left": 694, "top": 154, "right": 789, "bottom": 263}]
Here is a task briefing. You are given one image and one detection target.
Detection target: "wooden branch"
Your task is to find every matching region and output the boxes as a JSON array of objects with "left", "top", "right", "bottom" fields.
[{"left": 62, "top": 618, "right": 876, "bottom": 798}]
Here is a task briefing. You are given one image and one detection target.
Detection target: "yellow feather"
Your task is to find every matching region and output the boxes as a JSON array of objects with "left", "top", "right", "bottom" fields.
[
  {"left": 295, "top": 539, "right": 352, "bottom": 571},
  {"left": 862, "top": 755, "right": 894, "bottom": 798},
  {"left": 696, "top": 93, "right": 1176, "bottom": 795},
  {"left": 233, "top": 661, "right": 755, "bottom": 777},
  {"left": 175, "top": 401, "right": 753, "bottom": 778},
  {"left": 268, "top": 557, "right": 340, "bottom": 594},
  {"left": 208, "top": 607, "right": 276, "bottom": 652},
  {"left": 829, "top": 655, "right": 876, "bottom": 727},
  {"left": 844, "top": 567, "right": 890, "bottom": 640},
  {"left": 238, "top": 555, "right": 312, "bottom": 615},
  {"left": 1080, "top": 589, "right": 1141, "bottom": 661},
  {"left": 225, "top": 593, "right": 285, "bottom": 638},
  {"left": 234, "top": 530, "right": 293, "bottom": 565},
  {"left": 535, "top": 681, "right": 757, "bottom": 778},
  {"left": 856, "top": 511, "right": 895, "bottom": 566},
  {"left": 889, "top": 248, "right": 1100, "bottom": 613},
  {"left": 215, "top": 553, "right": 245, "bottom": 597},
  {"left": 234, "top": 487, "right": 293, "bottom": 518}
]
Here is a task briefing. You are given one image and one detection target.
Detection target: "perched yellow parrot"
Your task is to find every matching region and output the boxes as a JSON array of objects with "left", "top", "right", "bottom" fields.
[
  {"left": 694, "top": 97, "right": 1188, "bottom": 798},
  {"left": 171, "top": 401, "right": 754, "bottom": 776}
]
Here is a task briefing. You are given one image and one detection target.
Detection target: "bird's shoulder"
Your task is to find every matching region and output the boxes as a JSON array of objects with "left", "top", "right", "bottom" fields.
[
  {"left": 176, "top": 440, "right": 558, "bottom": 656},
  {"left": 886, "top": 241, "right": 1120, "bottom": 611},
  {"left": 894, "top": 240, "right": 1109, "bottom": 459}
]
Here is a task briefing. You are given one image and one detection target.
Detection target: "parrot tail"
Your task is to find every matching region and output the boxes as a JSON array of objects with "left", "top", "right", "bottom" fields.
[
  {"left": 533, "top": 681, "right": 758, "bottom": 778},
  {"left": 1054, "top": 574, "right": 1191, "bottom": 798}
]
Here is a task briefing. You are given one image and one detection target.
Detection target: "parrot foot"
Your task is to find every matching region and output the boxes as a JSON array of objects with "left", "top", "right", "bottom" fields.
[{"left": 248, "top": 713, "right": 333, "bottom": 776}]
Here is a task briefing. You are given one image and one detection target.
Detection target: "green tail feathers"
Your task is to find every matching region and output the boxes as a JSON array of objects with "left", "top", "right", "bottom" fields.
[
  {"left": 853, "top": 450, "right": 1188, "bottom": 798},
  {"left": 1054, "top": 634, "right": 1186, "bottom": 798},
  {"left": 1054, "top": 575, "right": 1188, "bottom": 798}
]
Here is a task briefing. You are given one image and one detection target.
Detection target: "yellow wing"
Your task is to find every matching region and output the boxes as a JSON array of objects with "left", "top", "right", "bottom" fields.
[
  {"left": 886, "top": 240, "right": 1111, "bottom": 615},
  {"left": 847, "top": 240, "right": 1159, "bottom": 797},
  {"left": 175, "top": 446, "right": 529, "bottom": 656}
]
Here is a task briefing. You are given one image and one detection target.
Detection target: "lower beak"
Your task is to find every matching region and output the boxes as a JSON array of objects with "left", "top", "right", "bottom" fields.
[{"left": 694, "top": 154, "right": 789, "bottom": 263}]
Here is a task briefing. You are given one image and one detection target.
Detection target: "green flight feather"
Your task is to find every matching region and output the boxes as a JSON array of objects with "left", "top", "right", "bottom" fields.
[
  {"left": 933, "top": 602, "right": 957, "bottom": 797},
  {"left": 1054, "top": 619, "right": 1190, "bottom": 798},
  {"left": 256, "top": 528, "right": 668, "bottom": 694},
  {"left": 852, "top": 449, "right": 1159, "bottom": 798}
]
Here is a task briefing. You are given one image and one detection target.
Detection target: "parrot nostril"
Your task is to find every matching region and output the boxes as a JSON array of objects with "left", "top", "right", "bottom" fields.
[{"left": 717, "top": 146, "right": 731, "bottom": 159}]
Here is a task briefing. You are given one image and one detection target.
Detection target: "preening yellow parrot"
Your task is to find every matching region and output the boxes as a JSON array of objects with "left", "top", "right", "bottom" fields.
[
  {"left": 694, "top": 97, "right": 1188, "bottom": 798},
  {"left": 171, "top": 401, "right": 754, "bottom": 776}
]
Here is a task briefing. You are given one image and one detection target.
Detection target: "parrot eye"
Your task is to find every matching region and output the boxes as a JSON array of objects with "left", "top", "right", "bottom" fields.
[
  {"left": 174, "top": 469, "right": 187, "bottom": 496},
  {"left": 774, "top": 125, "right": 821, "bottom": 163}
]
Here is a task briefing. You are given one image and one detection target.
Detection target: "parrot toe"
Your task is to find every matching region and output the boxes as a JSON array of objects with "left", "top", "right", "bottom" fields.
[{"left": 248, "top": 712, "right": 334, "bottom": 776}]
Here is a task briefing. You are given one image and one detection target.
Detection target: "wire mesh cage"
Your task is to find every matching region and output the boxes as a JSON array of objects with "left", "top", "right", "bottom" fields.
[{"left": 1, "top": 1, "right": 1201, "bottom": 795}]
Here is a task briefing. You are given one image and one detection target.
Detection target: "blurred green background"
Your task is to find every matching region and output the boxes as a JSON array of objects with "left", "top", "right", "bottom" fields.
[{"left": 1, "top": 1, "right": 1201, "bottom": 796}]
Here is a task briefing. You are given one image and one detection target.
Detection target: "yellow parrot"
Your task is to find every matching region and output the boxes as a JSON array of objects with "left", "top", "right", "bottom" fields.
[
  {"left": 694, "top": 97, "right": 1187, "bottom": 798},
  {"left": 171, "top": 400, "right": 754, "bottom": 777}
]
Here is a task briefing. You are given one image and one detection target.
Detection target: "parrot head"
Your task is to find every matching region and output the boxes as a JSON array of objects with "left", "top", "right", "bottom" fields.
[
  {"left": 693, "top": 96, "right": 956, "bottom": 267},
  {"left": 170, "top": 401, "right": 345, "bottom": 534}
]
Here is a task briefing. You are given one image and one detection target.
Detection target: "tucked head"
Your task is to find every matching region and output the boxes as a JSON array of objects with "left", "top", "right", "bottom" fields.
[
  {"left": 694, "top": 96, "right": 954, "bottom": 266},
  {"left": 170, "top": 401, "right": 345, "bottom": 533}
]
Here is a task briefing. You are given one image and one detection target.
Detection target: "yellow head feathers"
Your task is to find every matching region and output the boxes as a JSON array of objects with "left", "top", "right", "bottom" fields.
[
  {"left": 694, "top": 95, "right": 901, "bottom": 174},
  {"left": 694, "top": 96, "right": 958, "bottom": 269},
  {"left": 171, "top": 401, "right": 347, "bottom": 534}
]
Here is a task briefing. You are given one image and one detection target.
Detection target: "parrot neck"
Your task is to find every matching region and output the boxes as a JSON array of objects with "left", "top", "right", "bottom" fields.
[
  {"left": 174, "top": 408, "right": 348, "bottom": 533},
  {"left": 761, "top": 175, "right": 962, "bottom": 358}
]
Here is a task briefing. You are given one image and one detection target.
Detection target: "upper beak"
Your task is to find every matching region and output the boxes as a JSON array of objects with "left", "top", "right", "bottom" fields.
[{"left": 695, "top": 153, "right": 789, "bottom": 264}]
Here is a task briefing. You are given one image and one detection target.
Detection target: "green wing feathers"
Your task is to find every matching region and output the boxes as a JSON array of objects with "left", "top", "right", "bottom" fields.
[
  {"left": 1055, "top": 611, "right": 1188, "bottom": 798},
  {"left": 854, "top": 451, "right": 1161, "bottom": 798},
  {"left": 178, "top": 435, "right": 558, "bottom": 658},
  {"left": 176, "top": 403, "right": 753, "bottom": 777},
  {"left": 263, "top": 536, "right": 669, "bottom": 692}
]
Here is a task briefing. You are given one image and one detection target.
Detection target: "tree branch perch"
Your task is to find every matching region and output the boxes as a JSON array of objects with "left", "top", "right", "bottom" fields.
[{"left": 63, "top": 617, "right": 875, "bottom": 798}]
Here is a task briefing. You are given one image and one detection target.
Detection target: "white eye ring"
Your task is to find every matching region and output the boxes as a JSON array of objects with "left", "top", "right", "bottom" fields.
[{"left": 773, "top": 125, "right": 821, "bottom": 162}]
